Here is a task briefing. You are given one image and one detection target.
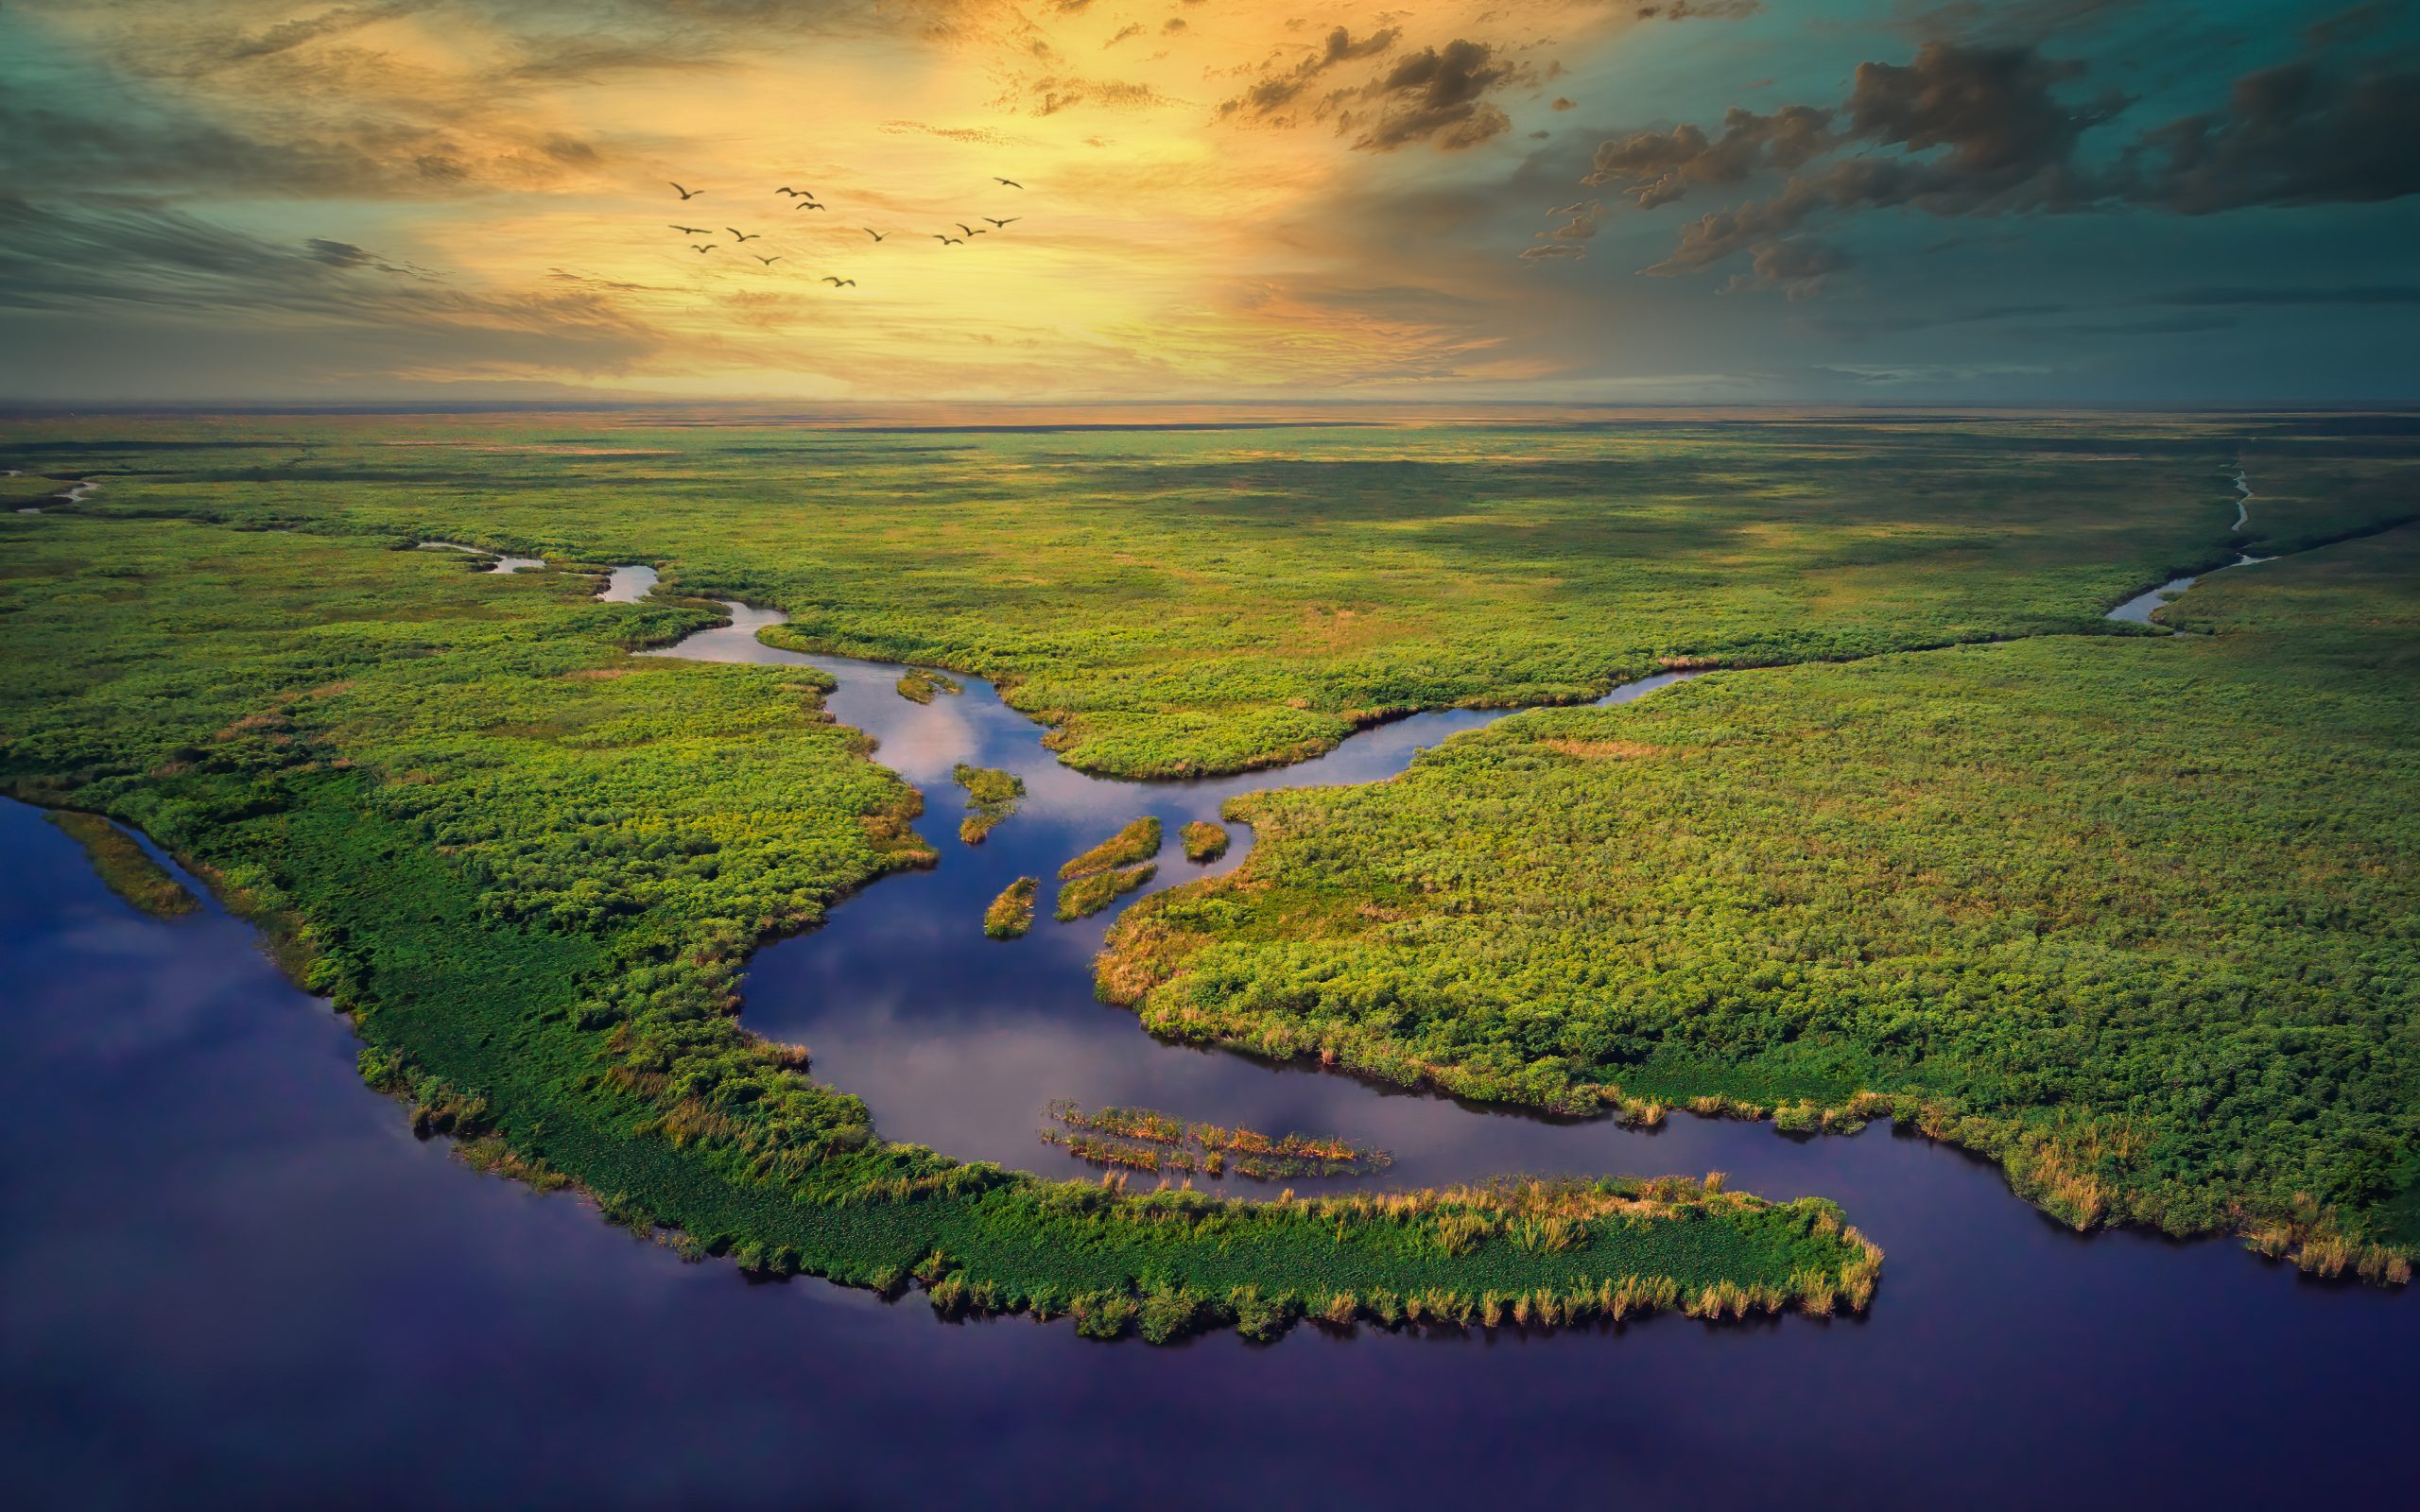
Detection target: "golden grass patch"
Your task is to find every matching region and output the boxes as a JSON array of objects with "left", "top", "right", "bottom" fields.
[{"left": 1538, "top": 737, "right": 1666, "bottom": 760}]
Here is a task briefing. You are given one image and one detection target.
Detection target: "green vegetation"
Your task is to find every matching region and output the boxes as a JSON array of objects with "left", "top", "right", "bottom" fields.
[
  {"left": 44, "top": 810, "right": 198, "bottom": 918},
  {"left": 1106, "top": 512, "right": 2420, "bottom": 1280},
  {"left": 1180, "top": 819, "right": 1230, "bottom": 862},
  {"left": 0, "top": 484, "right": 1876, "bottom": 1337},
  {"left": 1061, "top": 816, "right": 1163, "bottom": 879},
  {"left": 953, "top": 763, "right": 1025, "bottom": 844},
  {"left": 1055, "top": 815, "right": 1163, "bottom": 920},
  {"left": 985, "top": 876, "right": 1039, "bottom": 939}
]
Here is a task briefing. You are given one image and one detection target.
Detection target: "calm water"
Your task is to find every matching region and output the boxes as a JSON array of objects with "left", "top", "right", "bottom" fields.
[{"left": 7, "top": 537, "right": 2412, "bottom": 1505}]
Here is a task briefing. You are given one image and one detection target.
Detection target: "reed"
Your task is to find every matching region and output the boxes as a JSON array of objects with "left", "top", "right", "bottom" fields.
[
  {"left": 983, "top": 876, "right": 1038, "bottom": 937},
  {"left": 1058, "top": 816, "right": 1162, "bottom": 880},
  {"left": 1053, "top": 863, "right": 1155, "bottom": 920},
  {"left": 44, "top": 810, "right": 198, "bottom": 918},
  {"left": 953, "top": 763, "right": 1025, "bottom": 843}
]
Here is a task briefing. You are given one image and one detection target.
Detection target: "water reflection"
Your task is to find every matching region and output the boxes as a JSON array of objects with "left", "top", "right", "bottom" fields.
[
  {"left": 643, "top": 596, "right": 1720, "bottom": 1190},
  {"left": 6, "top": 800, "right": 2411, "bottom": 1506}
]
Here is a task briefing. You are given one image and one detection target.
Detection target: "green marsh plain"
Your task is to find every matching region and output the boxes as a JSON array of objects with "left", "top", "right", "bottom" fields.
[{"left": 4, "top": 406, "right": 2413, "bottom": 1330}]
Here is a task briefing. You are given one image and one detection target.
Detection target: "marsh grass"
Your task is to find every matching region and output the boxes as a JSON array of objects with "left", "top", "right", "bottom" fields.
[
  {"left": 1059, "top": 816, "right": 1162, "bottom": 880},
  {"left": 953, "top": 763, "right": 1025, "bottom": 844},
  {"left": 1055, "top": 863, "right": 1155, "bottom": 921},
  {"left": 983, "top": 876, "right": 1039, "bottom": 938},
  {"left": 1043, "top": 1101, "right": 1391, "bottom": 1179},
  {"left": 1179, "top": 819, "right": 1229, "bottom": 862},
  {"left": 43, "top": 810, "right": 198, "bottom": 918}
]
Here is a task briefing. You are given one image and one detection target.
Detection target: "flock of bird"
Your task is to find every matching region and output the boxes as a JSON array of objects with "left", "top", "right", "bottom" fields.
[{"left": 662, "top": 177, "right": 1025, "bottom": 289}]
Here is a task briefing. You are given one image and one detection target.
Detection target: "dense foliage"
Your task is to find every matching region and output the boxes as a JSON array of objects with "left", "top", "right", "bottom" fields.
[{"left": 1108, "top": 500, "right": 2420, "bottom": 1275}]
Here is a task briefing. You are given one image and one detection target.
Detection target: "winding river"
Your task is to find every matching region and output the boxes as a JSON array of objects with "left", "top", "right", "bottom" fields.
[
  {"left": 9, "top": 472, "right": 2413, "bottom": 1504},
  {"left": 619, "top": 463, "right": 2275, "bottom": 1197},
  {"left": 14, "top": 477, "right": 99, "bottom": 516}
]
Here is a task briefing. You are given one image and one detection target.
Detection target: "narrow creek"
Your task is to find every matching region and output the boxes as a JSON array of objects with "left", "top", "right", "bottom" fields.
[
  {"left": 2105, "top": 467, "right": 2270, "bottom": 624},
  {"left": 15, "top": 478, "right": 100, "bottom": 516}
]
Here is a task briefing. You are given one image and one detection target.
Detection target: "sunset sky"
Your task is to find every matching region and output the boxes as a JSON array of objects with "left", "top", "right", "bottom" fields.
[{"left": 4, "top": 0, "right": 2415, "bottom": 403}]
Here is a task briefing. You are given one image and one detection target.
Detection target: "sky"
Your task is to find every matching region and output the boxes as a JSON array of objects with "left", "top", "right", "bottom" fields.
[{"left": 2, "top": 0, "right": 2416, "bottom": 404}]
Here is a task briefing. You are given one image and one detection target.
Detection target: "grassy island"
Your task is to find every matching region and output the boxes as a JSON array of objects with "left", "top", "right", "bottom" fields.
[
  {"left": 1055, "top": 816, "right": 1164, "bottom": 920},
  {"left": 1179, "top": 820, "right": 1230, "bottom": 863},
  {"left": 1059, "top": 816, "right": 1163, "bottom": 878},
  {"left": 954, "top": 764, "right": 1025, "bottom": 844},
  {"left": 985, "top": 877, "right": 1039, "bottom": 938}
]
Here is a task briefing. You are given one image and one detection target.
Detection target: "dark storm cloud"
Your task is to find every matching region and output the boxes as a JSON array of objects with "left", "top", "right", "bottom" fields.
[
  {"left": 1577, "top": 25, "right": 2420, "bottom": 292},
  {"left": 1352, "top": 40, "right": 1527, "bottom": 152},
  {"left": 1584, "top": 105, "right": 1835, "bottom": 206},
  {"left": 2118, "top": 56, "right": 2420, "bottom": 212},
  {"left": 218, "top": 1, "right": 428, "bottom": 62},
  {"left": 1219, "top": 26, "right": 1401, "bottom": 116},
  {"left": 307, "top": 237, "right": 391, "bottom": 269},
  {"left": 0, "top": 95, "right": 414, "bottom": 198},
  {"left": 1634, "top": 2, "right": 1763, "bottom": 19},
  {"left": 1844, "top": 42, "right": 2121, "bottom": 195},
  {"left": 1221, "top": 28, "right": 1528, "bottom": 153}
]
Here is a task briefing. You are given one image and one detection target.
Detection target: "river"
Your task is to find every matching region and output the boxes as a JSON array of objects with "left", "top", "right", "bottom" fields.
[{"left": 7, "top": 491, "right": 2412, "bottom": 1505}]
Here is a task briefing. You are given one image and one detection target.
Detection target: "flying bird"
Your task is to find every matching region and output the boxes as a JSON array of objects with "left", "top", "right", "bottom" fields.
[
  {"left": 863, "top": 228, "right": 887, "bottom": 242},
  {"left": 993, "top": 178, "right": 1023, "bottom": 188},
  {"left": 691, "top": 244, "right": 717, "bottom": 252},
  {"left": 957, "top": 223, "right": 989, "bottom": 238},
  {"left": 754, "top": 255, "right": 781, "bottom": 266},
  {"left": 933, "top": 234, "right": 964, "bottom": 245},
  {"left": 671, "top": 182, "right": 702, "bottom": 199},
  {"left": 669, "top": 224, "right": 709, "bottom": 234},
  {"left": 727, "top": 228, "right": 759, "bottom": 243},
  {"left": 983, "top": 217, "right": 1021, "bottom": 228},
  {"left": 776, "top": 186, "right": 810, "bottom": 198},
  {"left": 822, "top": 277, "right": 856, "bottom": 287},
  {"left": 795, "top": 200, "right": 825, "bottom": 211}
]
